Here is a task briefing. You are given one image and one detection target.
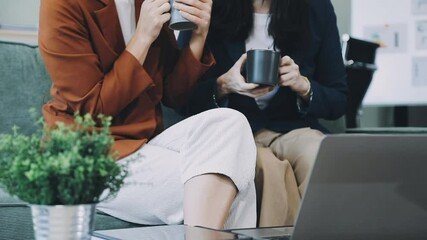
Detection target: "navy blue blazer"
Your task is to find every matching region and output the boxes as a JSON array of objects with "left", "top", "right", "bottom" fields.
[{"left": 178, "top": 0, "right": 348, "bottom": 134}]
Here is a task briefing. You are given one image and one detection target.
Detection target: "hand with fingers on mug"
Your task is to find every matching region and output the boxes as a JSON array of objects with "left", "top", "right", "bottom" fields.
[
  {"left": 216, "top": 53, "right": 273, "bottom": 99},
  {"left": 172, "top": 0, "right": 212, "bottom": 37},
  {"left": 278, "top": 56, "right": 311, "bottom": 99},
  {"left": 137, "top": 0, "right": 171, "bottom": 45}
]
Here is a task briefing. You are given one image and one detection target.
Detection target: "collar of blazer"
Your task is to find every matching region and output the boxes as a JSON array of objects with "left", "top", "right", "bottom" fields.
[
  {"left": 96, "top": 0, "right": 109, "bottom": 5},
  {"left": 92, "top": 0, "right": 144, "bottom": 56},
  {"left": 93, "top": 0, "right": 126, "bottom": 56}
]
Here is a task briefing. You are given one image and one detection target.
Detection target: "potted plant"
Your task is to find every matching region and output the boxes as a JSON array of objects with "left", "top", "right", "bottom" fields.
[{"left": 0, "top": 113, "right": 127, "bottom": 240}]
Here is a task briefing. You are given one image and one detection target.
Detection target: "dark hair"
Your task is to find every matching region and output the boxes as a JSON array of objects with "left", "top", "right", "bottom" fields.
[{"left": 209, "top": 0, "right": 311, "bottom": 54}]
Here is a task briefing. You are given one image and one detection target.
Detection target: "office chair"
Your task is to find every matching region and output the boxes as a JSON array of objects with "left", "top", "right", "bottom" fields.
[{"left": 341, "top": 34, "right": 380, "bottom": 128}]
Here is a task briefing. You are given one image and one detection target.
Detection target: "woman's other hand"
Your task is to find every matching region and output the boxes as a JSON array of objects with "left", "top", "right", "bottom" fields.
[
  {"left": 217, "top": 54, "right": 272, "bottom": 99},
  {"left": 174, "top": 0, "right": 212, "bottom": 61},
  {"left": 137, "top": 0, "right": 171, "bottom": 44},
  {"left": 127, "top": 0, "right": 170, "bottom": 65},
  {"left": 174, "top": 0, "right": 212, "bottom": 38},
  {"left": 278, "top": 56, "right": 310, "bottom": 97}
]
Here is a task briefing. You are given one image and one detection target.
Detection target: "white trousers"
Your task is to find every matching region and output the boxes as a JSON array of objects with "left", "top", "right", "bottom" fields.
[{"left": 97, "top": 108, "right": 257, "bottom": 229}]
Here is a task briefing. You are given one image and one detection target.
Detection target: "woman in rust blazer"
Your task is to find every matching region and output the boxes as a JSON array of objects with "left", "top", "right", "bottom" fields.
[{"left": 38, "top": 0, "right": 257, "bottom": 229}]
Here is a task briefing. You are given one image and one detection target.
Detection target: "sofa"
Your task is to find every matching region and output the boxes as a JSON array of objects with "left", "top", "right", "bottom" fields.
[{"left": 0, "top": 40, "right": 189, "bottom": 239}]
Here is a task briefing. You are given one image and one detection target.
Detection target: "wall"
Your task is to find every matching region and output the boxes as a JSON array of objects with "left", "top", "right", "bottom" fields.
[
  {"left": 0, "top": 0, "right": 40, "bottom": 27},
  {"left": 1, "top": 1, "right": 351, "bottom": 36},
  {"left": 331, "top": 0, "right": 351, "bottom": 37},
  {"left": 331, "top": 0, "right": 396, "bottom": 128}
]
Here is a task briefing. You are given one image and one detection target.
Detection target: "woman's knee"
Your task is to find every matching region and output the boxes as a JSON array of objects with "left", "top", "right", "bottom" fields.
[
  {"left": 210, "top": 108, "right": 247, "bottom": 123},
  {"left": 203, "top": 108, "right": 252, "bottom": 133}
]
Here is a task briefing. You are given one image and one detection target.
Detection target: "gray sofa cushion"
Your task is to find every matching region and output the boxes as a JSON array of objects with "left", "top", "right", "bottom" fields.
[
  {"left": 0, "top": 41, "right": 183, "bottom": 133},
  {"left": 0, "top": 188, "right": 33, "bottom": 239},
  {"left": 0, "top": 41, "right": 51, "bottom": 135}
]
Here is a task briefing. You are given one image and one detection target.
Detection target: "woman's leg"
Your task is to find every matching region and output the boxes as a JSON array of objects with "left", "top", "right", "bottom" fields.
[
  {"left": 254, "top": 145, "right": 300, "bottom": 227},
  {"left": 99, "top": 108, "right": 257, "bottom": 229},
  {"left": 184, "top": 174, "right": 236, "bottom": 229},
  {"left": 150, "top": 108, "right": 256, "bottom": 229},
  {"left": 266, "top": 128, "right": 324, "bottom": 195},
  {"left": 96, "top": 144, "right": 187, "bottom": 225},
  {"left": 254, "top": 128, "right": 324, "bottom": 226}
]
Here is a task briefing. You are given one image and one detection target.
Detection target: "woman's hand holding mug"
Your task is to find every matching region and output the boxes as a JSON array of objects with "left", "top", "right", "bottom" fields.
[
  {"left": 138, "top": 0, "right": 171, "bottom": 45},
  {"left": 127, "top": 0, "right": 171, "bottom": 65},
  {"left": 172, "top": 0, "right": 212, "bottom": 38},
  {"left": 217, "top": 54, "right": 273, "bottom": 99},
  {"left": 278, "top": 56, "right": 311, "bottom": 98}
]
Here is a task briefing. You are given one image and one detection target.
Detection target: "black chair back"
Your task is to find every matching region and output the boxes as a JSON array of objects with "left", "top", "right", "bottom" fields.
[{"left": 342, "top": 35, "right": 380, "bottom": 128}]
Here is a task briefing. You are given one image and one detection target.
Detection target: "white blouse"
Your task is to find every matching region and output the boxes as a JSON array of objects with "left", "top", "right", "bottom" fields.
[
  {"left": 245, "top": 13, "right": 280, "bottom": 110},
  {"left": 115, "top": 0, "right": 136, "bottom": 45}
]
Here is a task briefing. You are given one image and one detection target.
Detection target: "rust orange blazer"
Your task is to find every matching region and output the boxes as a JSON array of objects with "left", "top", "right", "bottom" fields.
[{"left": 38, "top": 0, "right": 214, "bottom": 158}]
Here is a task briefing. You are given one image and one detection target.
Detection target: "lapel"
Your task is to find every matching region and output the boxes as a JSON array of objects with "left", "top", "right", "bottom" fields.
[{"left": 93, "top": 0, "right": 126, "bottom": 55}]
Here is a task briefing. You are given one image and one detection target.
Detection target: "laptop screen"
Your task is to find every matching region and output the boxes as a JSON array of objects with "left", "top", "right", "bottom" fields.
[{"left": 292, "top": 134, "right": 427, "bottom": 240}]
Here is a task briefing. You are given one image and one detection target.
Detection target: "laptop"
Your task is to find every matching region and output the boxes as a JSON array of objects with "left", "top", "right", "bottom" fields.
[
  {"left": 233, "top": 134, "right": 427, "bottom": 240},
  {"left": 93, "top": 134, "right": 427, "bottom": 240}
]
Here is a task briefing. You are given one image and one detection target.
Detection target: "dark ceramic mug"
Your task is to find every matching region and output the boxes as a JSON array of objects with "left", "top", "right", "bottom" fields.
[
  {"left": 169, "top": 0, "right": 197, "bottom": 31},
  {"left": 246, "top": 49, "right": 281, "bottom": 86}
]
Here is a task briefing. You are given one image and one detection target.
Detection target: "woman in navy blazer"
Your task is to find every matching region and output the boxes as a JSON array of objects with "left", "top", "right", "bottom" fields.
[{"left": 178, "top": 0, "right": 348, "bottom": 226}]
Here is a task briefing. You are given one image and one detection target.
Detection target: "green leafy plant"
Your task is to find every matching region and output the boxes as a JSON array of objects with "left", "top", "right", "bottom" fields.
[{"left": 0, "top": 113, "right": 127, "bottom": 205}]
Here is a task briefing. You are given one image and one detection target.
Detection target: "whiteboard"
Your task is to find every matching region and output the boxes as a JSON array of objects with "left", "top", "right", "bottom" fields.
[{"left": 351, "top": 0, "right": 427, "bottom": 106}]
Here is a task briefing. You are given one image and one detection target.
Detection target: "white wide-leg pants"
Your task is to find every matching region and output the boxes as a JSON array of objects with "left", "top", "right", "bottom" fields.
[{"left": 97, "top": 108, "right": 257, "bottom": 229}]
